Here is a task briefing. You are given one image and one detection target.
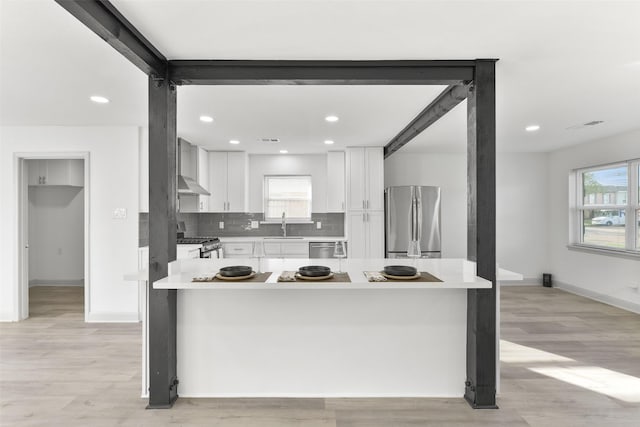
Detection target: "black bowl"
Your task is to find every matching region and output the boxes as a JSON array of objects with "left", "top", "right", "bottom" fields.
[
  {"left": 298, "top": 265, "right": 331, "bottom": 277},
  {"left": 383, "top": 265, "right": 418, "bottom": 277},
  {"left": 219, "top": 265, "right": 253, "bottom": 277}
]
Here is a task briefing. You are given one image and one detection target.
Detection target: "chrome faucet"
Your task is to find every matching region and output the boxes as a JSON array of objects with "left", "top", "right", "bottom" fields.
[{"left": 281, "top": 212, "right": 287, "bottom": 237}]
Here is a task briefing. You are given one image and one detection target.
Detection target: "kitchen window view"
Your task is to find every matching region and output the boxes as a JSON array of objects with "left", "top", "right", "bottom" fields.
[
  {"left": 574, "top": 160, "right": 640, "bottom": 252},
  {"left": 264, "top": 175, "right": 312, "bottom": 221}
]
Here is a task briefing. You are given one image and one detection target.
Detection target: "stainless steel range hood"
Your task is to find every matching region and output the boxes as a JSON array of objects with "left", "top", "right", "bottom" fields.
[
  {"left": 178, "top": 175, "right": 211, "bottom": 196},
  {"left": 177, "top": 137, "right": 211, "bottom": 196}
]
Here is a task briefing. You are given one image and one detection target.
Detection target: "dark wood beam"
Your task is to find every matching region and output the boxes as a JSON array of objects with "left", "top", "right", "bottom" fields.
[
  {"left": 169, "top": 60, "right": 475, "bottom": 85},
  {"left": 55, "top": 0, "right": 166, "bottom": 77},
  {"left": 465, "top": 59, "right": 498, "bottom": 409},
  {"left": 147, "top": 73, "right": 178, "bottom": 408},
  {"left": 383, "top": 83, "right": 470, "bottom": 158}
]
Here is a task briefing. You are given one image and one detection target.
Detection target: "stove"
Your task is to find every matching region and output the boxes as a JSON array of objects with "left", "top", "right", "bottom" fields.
[{"left": 176, "top": 236, "right": 222, "bottom": 258}]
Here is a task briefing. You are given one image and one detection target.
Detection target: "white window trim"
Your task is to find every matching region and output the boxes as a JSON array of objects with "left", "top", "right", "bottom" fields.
[
  {"left": 569, "top": 159, "right": 640, "bottom": 256},
  {"left": 263, "top": 175, "right": 313, "bottom": 222}
]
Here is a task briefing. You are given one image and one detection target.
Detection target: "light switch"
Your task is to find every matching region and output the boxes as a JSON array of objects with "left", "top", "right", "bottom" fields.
[
  {"left": 251, "top": 221, "right": 259, "bottom": 229},
  {"left": 219, "top": 221, "right": 224, "bottom": 229},
  {"left": 112, "top": 208, "right": 127, "bottom": 219},
  {"left": 316, "top": 221, "right": 322, "bottom": 229}
]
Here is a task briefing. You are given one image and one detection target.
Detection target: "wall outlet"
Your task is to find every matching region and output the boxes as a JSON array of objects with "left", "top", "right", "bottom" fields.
[
  {"left": 219, "top": 221, "right": 224, "bottom": 229},
  {"left": 316, "top": 221, "right": 322, "bottom": 229},
  {"left": 251, "top": 220, "right": 259, "bottom": 229},
  {"left": 112, "top": 208, "right": 127, "bottom": 219}
]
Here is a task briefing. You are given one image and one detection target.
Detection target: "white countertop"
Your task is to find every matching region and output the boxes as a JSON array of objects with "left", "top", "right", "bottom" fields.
[
  {"left": 151, "top": 258, "right": 509, "bottom": 290},
  {"left": 219, "top": 236, "right": 347, "bottom": 243}
]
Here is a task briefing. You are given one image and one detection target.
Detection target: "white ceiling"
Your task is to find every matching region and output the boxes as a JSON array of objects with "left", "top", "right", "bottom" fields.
[{"left": 2, "top": 0, "right": 639, "bottom": 154}]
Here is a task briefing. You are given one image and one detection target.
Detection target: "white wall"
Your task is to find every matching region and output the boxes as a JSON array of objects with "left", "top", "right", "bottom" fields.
[
  {"left": 547, "top": 129, "right": 640, "bottom": 311},
  {"left": 248, "top": 154, "right": 328, "bottom": 213},
  {"left": 384, "top": 152, "right": 549, "bottom": 280},
  {"left": 28, "top": 185, "right": 84, "bottom": 284},
  {"left": 0, "top": 126, "right": 140, "bottom": 321}
]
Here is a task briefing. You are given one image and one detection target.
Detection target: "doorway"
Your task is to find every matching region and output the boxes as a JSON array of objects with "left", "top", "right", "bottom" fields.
[{"left": 16, "top": 153, "right": 90, "bottom": 321}]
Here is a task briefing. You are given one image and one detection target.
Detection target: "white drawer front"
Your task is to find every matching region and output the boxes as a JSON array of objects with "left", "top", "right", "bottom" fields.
[
  {"left": 223, "top": 243, "right": 253, "bottom": 256},
  {"left": 281, "top": 242, "right": 309, "bottom": 256}
]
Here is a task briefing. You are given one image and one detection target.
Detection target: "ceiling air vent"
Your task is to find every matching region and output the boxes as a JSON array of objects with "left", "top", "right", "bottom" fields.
[
  {"left": 566, "top": 120, "right": 604, "bottom": 130},
  {"left": 258, "top": 137, "right": 280, "bottom": 143}
]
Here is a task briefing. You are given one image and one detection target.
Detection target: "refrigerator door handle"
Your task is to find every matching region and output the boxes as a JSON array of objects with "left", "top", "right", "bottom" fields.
[
  {"left": 416, "top": 197, "right": 422, "bottom": 241},
  {"left": 411, "top": 198, "right": 419, "bottom": 242}
]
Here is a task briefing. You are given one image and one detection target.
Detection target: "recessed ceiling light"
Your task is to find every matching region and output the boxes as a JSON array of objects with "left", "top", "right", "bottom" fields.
[
  {"left": 280, "top": 150, "right": 288, "bottom": 154},
  {"left": 324, "top": 140, "right": 335, "bottom": 145},
  {"left": 325, "top": 115, "right": 339, "bottom": 122},
  {"left": 525, "top": 125, "right": 540, "bottom": 132},
  {"left": 229, "top": 140, "right": 240, "bottom": 145},
  {"left": 90, "top": 95, "right": 109, "bottom": 104},
  {"left": 199, "top": 115, "right": 214, "bottom": 123}
]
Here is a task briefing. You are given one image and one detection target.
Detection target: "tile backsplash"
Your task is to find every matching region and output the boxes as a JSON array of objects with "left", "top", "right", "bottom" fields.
[{"left": 140, "top": 212, "right": 344, "bottom": 246}]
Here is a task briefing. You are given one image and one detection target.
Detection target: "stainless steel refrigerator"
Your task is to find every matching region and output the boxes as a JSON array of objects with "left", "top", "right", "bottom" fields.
[{"left": 385, "top": 186, "right": 441, "bottom": 258}]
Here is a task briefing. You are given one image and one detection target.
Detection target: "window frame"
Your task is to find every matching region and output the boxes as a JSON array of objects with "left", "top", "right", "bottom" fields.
[
  {"left": 570, "top": 159, "right": 640, "bottom": 255},
  {"left": 263, "top": 175, "right": 313, "bottom": 222}
]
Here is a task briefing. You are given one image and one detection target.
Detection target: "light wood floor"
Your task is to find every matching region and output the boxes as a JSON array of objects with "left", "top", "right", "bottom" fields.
[{"left": 1, "top": 285, "right": 639, "bottom": 426}]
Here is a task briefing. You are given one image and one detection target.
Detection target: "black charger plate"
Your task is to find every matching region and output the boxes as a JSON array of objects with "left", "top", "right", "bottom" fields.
[
  {"left": 298, "top": 265, "right": 331, "bottom": 277},
  {"left": 219, "top": 265, "right": 253, "bottom": 277},
  {"left": 383, "top": 265, "right": 418, "bottom": 277}
]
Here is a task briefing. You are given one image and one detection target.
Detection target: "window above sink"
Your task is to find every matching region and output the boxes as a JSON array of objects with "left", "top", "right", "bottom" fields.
[{"left": 264, "top": 175, "right": 312, "bottom": 221}]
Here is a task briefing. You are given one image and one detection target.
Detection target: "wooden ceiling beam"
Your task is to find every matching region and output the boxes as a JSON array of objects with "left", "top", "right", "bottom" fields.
[{"left": 55, "top": 0, "right": 167, "bottom": 77}]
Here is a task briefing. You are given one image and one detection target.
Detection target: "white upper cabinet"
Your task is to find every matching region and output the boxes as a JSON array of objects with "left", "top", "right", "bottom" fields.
[
  {"left": 226, "top": 152, "right": 249, "bottom": 212},
  {"left": 346, "top": 148, "right": 366, "bottom": 211},
  {"left": 346, "top": 147, "right": 383, "bottom": 211},
  {"left": 28, "top": 159, "right": 83, "bottom": 187},
  {"left": 207, "top": 151, "right": 248, "bottom": 213},
  {"left": 197, "top": 147, "right": 209, "bottom": 212},
  {"left": 208, "top": 152, "right": 228, "bottom": 212},
  {"left": 327, "top": 151, "right": 346, "bottom": 212},
  {"left": 365, "top": 148, "right": 384, "bottom": 211}
]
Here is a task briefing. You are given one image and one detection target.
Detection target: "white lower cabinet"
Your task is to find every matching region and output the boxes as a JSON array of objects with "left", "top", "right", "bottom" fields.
[
  {"left": 222, "top": 242, "right": 253, "bottom": 258},
  {"left": 224, "top": 240, "right": 309, "bottom": 258},
  {"left": 177, "top": 245, "right": 201, "bottom": 260},
  {"left": 347, "top": 210, "right": 384, "bottom": 258}
]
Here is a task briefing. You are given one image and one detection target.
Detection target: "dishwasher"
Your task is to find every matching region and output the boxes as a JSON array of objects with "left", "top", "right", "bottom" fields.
[{"left": 309, "top": 241, "right": 347, "bottom": 258}]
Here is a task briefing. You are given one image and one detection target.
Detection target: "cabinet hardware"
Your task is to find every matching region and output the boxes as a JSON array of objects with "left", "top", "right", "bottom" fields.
[{"left": 366, "top": 200, "right": 369, "bottom": 209}]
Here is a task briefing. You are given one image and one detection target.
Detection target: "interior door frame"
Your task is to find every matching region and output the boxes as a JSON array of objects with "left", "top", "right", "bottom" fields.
[{"left": 15, "top": 152, "right": 91, "bottom": 321}]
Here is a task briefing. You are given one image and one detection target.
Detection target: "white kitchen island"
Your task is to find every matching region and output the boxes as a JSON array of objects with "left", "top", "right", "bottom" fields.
[{"left": 145, "top": 258, "right": 504, "bottom": 398}]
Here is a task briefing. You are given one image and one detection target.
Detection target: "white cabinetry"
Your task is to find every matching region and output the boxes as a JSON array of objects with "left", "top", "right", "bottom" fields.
[
  {"left": 28, "top": 159, "right": 83, "bottom": 187},
  {"left": 264, "top": 241, "right": 308, "bottom": 258},
  {"left": 177, "top": 245, "right": 201, "bottom": 260},
  {"left": 347, "top": 211, "right": 384, "bottom": 258},
  {"left": 346, "top": 147, "right": 383, "bottom": 211},
  {"left": 327, "top": 151, "right": 346, "bottom": 212},
  {"left": 197, "top": 147, "right": 209, "bottom": 212},
  {"left": 222, "top": 242, "right": 253, "bottom": 258},
  {"left": 346, "top": 147, "right": 384, "bottom": 258},
  {"left": 208, "top": 152, "right": 248, "bottom": 213}
]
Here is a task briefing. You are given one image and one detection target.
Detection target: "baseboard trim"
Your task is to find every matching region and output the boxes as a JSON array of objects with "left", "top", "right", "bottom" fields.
[
  {"left": 87, "top": 311, "right": 140, "bottom": 323},
  {"left": 29, "top": 279, "right": 84, "bottom": 287},
  {"left": 554, "top": 280, "right": 640, "bottom": 315},
  {"left": 501, "top": 277, "right": 540, "bottom": 286},
  {"left": 0, "top": 312, "right": 17, "bottom": 322}
]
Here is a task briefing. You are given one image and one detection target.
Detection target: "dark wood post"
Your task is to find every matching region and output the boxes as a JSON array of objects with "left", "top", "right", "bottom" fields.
[
  {"left": 465, "top": 59, "right": 498, "bottom": 409},
  {"left": 147, "top": 73, "right": 178, "bottom": 408}
]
